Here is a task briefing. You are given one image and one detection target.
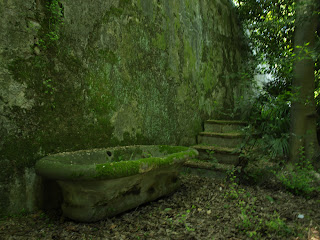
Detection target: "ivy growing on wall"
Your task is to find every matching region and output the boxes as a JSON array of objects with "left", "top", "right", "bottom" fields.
[{"left": 38, "top": 0, "right": 64, "bottom": 51}]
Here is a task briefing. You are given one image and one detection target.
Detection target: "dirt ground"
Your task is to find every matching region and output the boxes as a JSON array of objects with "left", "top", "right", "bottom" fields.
[{"left": 0, "top": 173, "right": 319, "bottom": 240}]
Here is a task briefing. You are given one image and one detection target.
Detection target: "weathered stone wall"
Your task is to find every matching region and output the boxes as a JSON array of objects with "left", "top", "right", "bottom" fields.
[{"left": 0, "top": 0, "right": 247, "bottom": 215}]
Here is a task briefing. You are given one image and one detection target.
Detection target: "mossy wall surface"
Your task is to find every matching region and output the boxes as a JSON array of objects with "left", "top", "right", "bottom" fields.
[{"left": 0, "top": 0, "right": 247, "bottom": 215}]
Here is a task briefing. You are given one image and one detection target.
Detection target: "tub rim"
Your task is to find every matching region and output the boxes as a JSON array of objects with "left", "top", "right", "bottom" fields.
[{"left": 35, "top": 145, "right": 198, "bottom": 181}]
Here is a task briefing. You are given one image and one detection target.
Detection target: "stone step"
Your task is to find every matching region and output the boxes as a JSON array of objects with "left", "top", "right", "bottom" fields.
[
  {"left": 204, "top": 119, "right": 247, "bottom": 133},
  {"left": 183, "top": 159, "right": 234, "bottom": 171},
  {"left": 181, "top": 159, "right": 239, "bottom": 180},
  {"left": 197, "top": 132, "right": 245, "bottom": 148},
  {"left": 192, "top": 145, "right": 240, "bottom": 165}
]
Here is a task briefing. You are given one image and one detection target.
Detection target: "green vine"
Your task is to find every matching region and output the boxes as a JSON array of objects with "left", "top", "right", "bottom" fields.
[
  {"left": 35, "top": 0, "right": 64, "bottom": 104},
  {"left": 38, "top": 0, "right": 64, "bottom": 51}
]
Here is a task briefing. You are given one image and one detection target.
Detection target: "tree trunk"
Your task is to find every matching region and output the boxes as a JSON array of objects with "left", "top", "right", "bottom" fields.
[{"left": 290, "top": 0, "right": 320, "bottom": 163}]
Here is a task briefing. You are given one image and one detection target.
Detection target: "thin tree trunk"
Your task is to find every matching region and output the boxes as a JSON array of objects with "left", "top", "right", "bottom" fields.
[{"left": 290, "top": 0, "right": 320, "bottom": 163}]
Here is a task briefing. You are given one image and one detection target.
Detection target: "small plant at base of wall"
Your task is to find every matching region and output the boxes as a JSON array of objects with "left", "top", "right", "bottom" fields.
[{"left": 275, "top": 147, "right": 320, "bottom": 198}]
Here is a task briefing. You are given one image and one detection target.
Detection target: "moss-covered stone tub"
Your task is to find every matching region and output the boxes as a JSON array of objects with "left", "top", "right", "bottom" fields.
[{"left": 35, "top": 145, "right": 198, "bottom": 222}]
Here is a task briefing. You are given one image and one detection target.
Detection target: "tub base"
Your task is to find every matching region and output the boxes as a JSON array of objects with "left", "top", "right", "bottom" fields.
[{"left": 58, "top": 167, "right": 180, "bottom": 222}]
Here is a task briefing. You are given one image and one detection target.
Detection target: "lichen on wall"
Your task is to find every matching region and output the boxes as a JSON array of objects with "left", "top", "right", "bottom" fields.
[{"left": 0, "top": 0, "right": 248, "bottom": 215}]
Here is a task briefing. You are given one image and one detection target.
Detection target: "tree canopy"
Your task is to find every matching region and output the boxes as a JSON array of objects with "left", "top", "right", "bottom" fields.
[
  {"left": 234, "top": 0, "right": 320, "bottom": 164},
  {"left": 235, "top": 0, "right": 319, "bottom": 95}
]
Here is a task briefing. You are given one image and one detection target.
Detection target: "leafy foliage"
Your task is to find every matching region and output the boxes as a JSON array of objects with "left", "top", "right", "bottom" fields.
[
  {"left": 235, "top": 0, "right": 297, "bottom": 92},
  {"left": 235, "top": 0, "right": 320, "bottom": 122},
  {"left": 240, "top": 90, "right": 291, "bottom": 161},
  {"left": 276, "top": 167, "right": 316, "bottom": 196},
  {"left": 264, "top": 211, "right": 293, "bottom": 236},
  {"left": 234, "top": 0, "right": 320, "bottom": 161},
  {"left": 276, "top": 147, "right": 319, "bottom": 197}
]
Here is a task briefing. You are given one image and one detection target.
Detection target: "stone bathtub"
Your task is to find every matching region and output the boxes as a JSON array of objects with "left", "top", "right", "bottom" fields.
[{"left": 35, "top": 145, "right": 198, "bottom": 222}]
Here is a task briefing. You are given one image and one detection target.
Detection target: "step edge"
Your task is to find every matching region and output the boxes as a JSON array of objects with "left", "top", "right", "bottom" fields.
[
  {"left": 192, "top": 145, "right": 240, "bottom": 154},
  {"left": 183, "top": 159, "right": 236, "bottom": 172},
  {"left": 199, "top": 132, "right": 245, "bottom": 138},
  {"left": 206, "top": 120, "right": 247, "bottom": 125}
]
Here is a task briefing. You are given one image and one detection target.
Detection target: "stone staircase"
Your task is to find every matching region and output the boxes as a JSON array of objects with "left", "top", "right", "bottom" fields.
[{"left": 183, "top": 120, "right": 247, "bottom": 179}]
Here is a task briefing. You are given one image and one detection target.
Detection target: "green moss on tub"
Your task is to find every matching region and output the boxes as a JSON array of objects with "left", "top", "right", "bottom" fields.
[
  {"left": 96, "top": 159, "right": 134, "bottom": 177},
  {"left": 95, "top": 157, "right": 159, "bottom": 178},
  {"left": 95, "top": 148, "right": 198, "bottom": 179}
]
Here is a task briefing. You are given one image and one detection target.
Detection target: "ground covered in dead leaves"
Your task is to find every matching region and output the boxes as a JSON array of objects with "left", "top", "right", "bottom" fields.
[{"left": 1, "top": 174, "right": 319, "bottom": 240}]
